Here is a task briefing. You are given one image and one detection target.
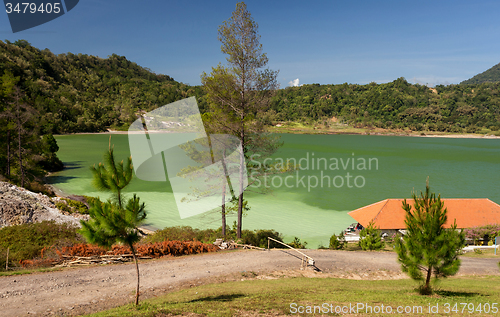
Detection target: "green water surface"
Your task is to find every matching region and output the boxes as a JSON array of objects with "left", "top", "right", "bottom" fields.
[{"left": 50, "top": 133, "right": 500, "bottom": 248}]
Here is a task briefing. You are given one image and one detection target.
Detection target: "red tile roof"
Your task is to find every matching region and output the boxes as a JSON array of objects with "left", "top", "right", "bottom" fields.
[{"left": 348, "top": 199, "right": 500, "bottom": 229}]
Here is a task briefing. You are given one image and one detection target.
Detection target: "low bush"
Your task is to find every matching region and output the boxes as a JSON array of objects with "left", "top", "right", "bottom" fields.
[
  {"left": 55, "top": 201, "right": 71, "bottom": 213},
  {"left": 359, "top": 221, "right": 383, "bottom": 251},
  {"left": 142, "top": 226, "right": 218, "bottom": 244},
  {"left": 288, "top": 237, "right": 307, "bottom": 249},
  {"left": 0, "top": 221, "right": 84, "bottom": 271},
  {"left": 329, "top": 232, "right": 346, "bottom": 250},
  {"left": 241, "top": 229, "right": 284, "bottom": 248},
  {"left": 25, "top": 181, "right": 55, "bottom": 196},
  {"left": 65, "top": 198, "right": 88, "bottom": 214},
  {"left": 143, "top": 225, "right": 285, "bottom": 249},
  {"left": 54, "top": 197, "right": 90, "bottom": 214}
]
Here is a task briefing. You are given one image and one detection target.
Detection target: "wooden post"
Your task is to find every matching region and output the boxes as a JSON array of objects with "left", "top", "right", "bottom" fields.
[
  {"left": 267, "top": 239, "right": 270, "bottom": 251},
  {"left": 6, "top": 247, "right": 9, "bottom": 271},
  {"left": 496, "top": 237, "right": 498, "bottom": 256}
]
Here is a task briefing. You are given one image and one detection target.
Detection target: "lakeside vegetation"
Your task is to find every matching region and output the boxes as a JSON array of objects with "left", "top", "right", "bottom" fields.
[
  {"left": 1, "top": 220, "right": 497, "bottom": 274},
  {"left": 267, "top": 78, "right": 500, "bottom": 134},
  {"left": 0, "top": 221, "right": 287, "bottom": 273}
]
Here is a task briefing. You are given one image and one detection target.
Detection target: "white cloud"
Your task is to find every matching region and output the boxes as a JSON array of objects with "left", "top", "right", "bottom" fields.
[
  {"left": 288, "top": 78, "right": 301, "bottom": 87},
  {"left": 410, "top": 76, "right": 459, "bottom": 87}
]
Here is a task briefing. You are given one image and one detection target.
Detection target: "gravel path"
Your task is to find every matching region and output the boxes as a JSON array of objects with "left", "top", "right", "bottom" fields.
[{"left": 0, "top": 249, "right": 498, "bottom": 316}]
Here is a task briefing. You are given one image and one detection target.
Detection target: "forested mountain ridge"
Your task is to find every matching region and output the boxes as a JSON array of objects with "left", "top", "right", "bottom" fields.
[
  {"left": 267, "top": 78, "right": 500, "bottom": 133},
  {"left": 1, "top": 40, "right": 499, "bottom": 136},
  {"left": 461, "top": 62, "right": 500, "bottom": 85},
  {"left": 0, "top": 39, "right": 206, "bottom": 134}
]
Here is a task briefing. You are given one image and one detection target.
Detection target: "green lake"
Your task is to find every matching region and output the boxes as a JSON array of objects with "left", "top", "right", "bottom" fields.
[{"left": 51, "top": 133, "right": 500, "bottom": 248}]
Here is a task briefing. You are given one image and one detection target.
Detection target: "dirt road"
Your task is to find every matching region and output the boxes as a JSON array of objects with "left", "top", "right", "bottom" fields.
[{"left": 1, "top": 250, "right": 498, "bottom": 316}]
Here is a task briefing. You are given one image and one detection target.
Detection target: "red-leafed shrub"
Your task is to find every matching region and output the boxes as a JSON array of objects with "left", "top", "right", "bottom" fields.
[
  {"left": 55, "top": 243, "right": 107, "bottom": 257},
  {"left": 19, "top": 240, "right": 219, "bottom": 268},
  {"left": 19, "top": 257, "right": 59, "bottom": 269}
]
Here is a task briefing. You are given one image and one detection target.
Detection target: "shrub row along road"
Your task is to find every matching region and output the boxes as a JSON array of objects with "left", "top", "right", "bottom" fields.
[{"left": 0, "top": 249, "right": 498, "bottom": 316}]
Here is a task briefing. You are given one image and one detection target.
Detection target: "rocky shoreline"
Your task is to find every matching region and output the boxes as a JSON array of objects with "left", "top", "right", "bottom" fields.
[{"left": 0, "top": 181, "right": 87, "bottom": 228}]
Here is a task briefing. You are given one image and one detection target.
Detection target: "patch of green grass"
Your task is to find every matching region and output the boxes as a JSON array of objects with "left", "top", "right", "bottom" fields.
[
  {"left": 85, "top": 275, "right": 500, "bottom": 317},
  {"left": 342, "top": 241, "right": 395, "bottom": 252},
  {"left": 461, "top": 248, "right": 500, "bottom": 258},
  {"left": 0, "top": 266, "right": 65, "bottom": 276}
]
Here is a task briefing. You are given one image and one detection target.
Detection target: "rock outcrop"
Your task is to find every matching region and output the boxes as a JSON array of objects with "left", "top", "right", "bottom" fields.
[{"left": 0, "top": 182, "right": 83, "bottom": 228}]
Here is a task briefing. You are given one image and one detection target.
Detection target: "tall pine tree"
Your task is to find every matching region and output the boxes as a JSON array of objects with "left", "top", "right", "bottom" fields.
[
  {"left": 201, "top": 2, "right": 279, "bottom": 238},
  {"left": 396, "top": 181, "right": 465, "bottom": 295}
]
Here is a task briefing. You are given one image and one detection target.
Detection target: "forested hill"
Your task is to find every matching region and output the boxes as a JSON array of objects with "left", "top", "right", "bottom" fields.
[
  {"left": 461, "top": 62, "right": 500, "bottom": 85},
  {"left": 267, "top": 78, "right": 500, "bottom": 133},
  {"left": 0, "top": 39, "right": 206, "bottom": 134},
  {"left": 1, "top": 40, "right": 500, "bottom": 136}
]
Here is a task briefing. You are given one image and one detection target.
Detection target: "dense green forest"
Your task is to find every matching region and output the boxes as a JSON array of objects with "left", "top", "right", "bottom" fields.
[
  {"left": 461, "top": 62, "right": 500, "bottom": 85},
  {"left": 268, "top": 79, "right": 500, "bottom": 133},
  {"left": 0, "top": 39, "right": 206, "bottom": 134},
  {"left": 1, "top": 40, "right": 499, "bottom": 191}
]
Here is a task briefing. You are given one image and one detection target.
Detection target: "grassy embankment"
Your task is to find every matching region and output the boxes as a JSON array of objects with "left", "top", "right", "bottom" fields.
[
  {"left": 268, "top": 121, "right": 500, "bottom": 137},
  {"left": 85, "top": 275, "right": 500, "bottom": 317}
]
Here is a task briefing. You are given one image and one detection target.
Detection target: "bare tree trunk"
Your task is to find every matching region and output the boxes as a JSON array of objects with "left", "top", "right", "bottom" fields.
[
  {"left": 220, "top": 148, "right": 232, "bottom": 239},
  {"left": 16, "top": 101, "right": 24, "bottom": 187},
  {"left": 129, "top": 243, "right": 140, "bottom": 305},
  {"left": 6, "top": 130, "right": 10, "bottom": 178},
  {"left": 237, "top": 138, "right": 244, "bottom": 239},
  {"left": 424, "top": 266, "right": 432, "bottom": 294},
  {"left": 221, "top": 182, "right": 226, "bottom": 239}
]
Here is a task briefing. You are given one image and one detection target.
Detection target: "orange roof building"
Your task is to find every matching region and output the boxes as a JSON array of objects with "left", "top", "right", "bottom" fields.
[{"left": 348, "top": 199, "right": 500, "bottom": 229}]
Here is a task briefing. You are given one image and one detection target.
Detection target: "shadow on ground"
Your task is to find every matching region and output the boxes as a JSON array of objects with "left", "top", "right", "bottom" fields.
[
  {"left": 188, "top": 293, "right": 245, "bottom": 303},
  {"left": 435, "top": 290, "right": 482, "bottom": 298}
]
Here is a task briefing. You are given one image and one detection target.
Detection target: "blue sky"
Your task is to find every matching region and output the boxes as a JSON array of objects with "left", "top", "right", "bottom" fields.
[{"left": 1, "top": 0, "right": 499, "bottom": 87}]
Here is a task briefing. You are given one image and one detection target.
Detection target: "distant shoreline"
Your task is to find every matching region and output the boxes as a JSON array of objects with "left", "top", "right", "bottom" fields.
[
  {"left": 55, "top": 128, "right": 500, "bottom": 140},
  {"left": 327, "top": 131, "right": 500, "bottom": 140}
]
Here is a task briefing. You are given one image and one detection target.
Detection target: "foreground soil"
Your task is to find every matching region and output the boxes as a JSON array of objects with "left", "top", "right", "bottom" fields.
[{"left": 0, "top": 249, "right": 498, "bottom": 316}]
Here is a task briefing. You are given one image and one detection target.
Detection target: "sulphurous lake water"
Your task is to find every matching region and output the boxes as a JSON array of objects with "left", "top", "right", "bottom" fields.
[{"left": 51, "top": 133, "right": 500, "bottom": 248}]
